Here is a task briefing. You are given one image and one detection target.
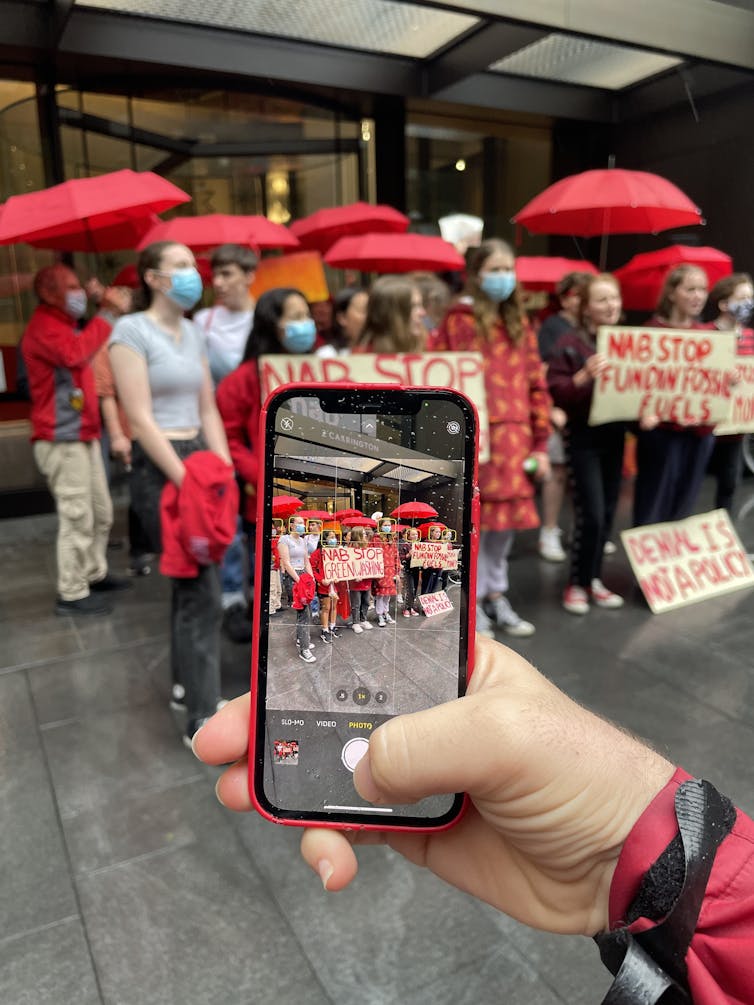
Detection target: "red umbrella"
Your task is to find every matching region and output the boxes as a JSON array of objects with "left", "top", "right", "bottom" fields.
[
  {"left": 136, "top": 214, "right": 300, "bottom": 252},
  {"left": 0, "top": 171, "right": 190, "bottom": 250},
  {"left": 516, "top": 256, "right": 598, "bottom": 292},
  {"left": 391, "top": 501, "right": 439, "bottom": 520},
  {"left": 12, "top": 214, "right": 162, "bottom": 253},
  {"left": 290, "top": 201, "right": 409, "bottom": 253},
  {"left": 295, "top": 510, "right": 331, "bottom": 521},
  {"left": 112, "top": 257, "right": 213, "bottom": 288},
  {"left": 419, "top": 521, "right": 447, "bottom": 539},
  {"left": 341, "top": 515, "right": 377, "bottom": 528},
  {"left": 272, "top": 495, "right": 303, "bottom": 519},
  {"left": 512, "top": 169, "right": 702, "bottom": 238},
  {"left": 614, "top": 245, "right": 733, "bottom": 312},
  {"left": 325, "top": 233, "right": 464, "bottom": 274},
  {"left": 334, "top": 508, "right": 363, "bottom": 520}
]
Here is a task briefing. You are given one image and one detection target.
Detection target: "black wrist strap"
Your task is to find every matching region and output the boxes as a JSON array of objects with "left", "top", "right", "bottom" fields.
[{"left": 595, "top": 778, "right": 735, "bottom": 1004}]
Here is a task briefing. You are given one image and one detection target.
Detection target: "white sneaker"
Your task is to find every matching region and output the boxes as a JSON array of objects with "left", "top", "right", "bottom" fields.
[
  {"left": 362, "top": 620, "right": 374, "bottom": 630},
  {"left": 377, "top": 614, "right": 386, "bottom": 627},
  {"left": 475, "top": 603, "right": 495, "bottom": 638},
  {"left": 590, "top": 579, "right": 624, "bottom": 609},
  {"left": 299, "top": 648, "right": 317, "bottom": 663},
  {"left": 539, "top": 526, "right": 566, "bottom": 562},
  {"left": 384, "top": 612, "right": 395, "bottom": 624},
  {"left": 482, "top": 595, "right": 535, "bottom": 637},
  {"left": 352, "top": 623, "right": 364, "bottom": 634},
  {"left": 603, "top": 540, "right": 617, "bottom": 556}
]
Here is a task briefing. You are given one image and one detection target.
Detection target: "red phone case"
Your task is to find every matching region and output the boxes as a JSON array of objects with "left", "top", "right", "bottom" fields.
[{"left": 248, "top": 382, "right": 480, "bottom": 832}]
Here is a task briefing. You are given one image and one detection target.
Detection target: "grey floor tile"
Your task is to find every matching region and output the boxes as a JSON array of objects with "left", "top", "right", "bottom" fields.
[
  {"left": 0, "top": 918, "right": 99, "bottom": 1005},
  {"left": 78, "top": 844, "right": 327, "bottom": 1005},
  {"left": 41, "top": 702, "right": 203, "bottom": 818}
]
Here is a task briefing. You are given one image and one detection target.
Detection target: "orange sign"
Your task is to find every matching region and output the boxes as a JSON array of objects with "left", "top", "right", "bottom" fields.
[{"left": 250, "top": 251, "right": 329, "bottom": 303}]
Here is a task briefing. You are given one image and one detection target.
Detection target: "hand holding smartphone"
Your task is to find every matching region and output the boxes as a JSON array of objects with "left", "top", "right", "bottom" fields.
[{"left": 249, "top": 385, "right": 478, "bottom": 830}]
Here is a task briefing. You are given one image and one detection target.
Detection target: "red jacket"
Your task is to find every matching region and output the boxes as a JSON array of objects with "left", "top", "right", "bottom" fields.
[
  {"left": 292, "top": 571, "right": 316, "bottom": 610},
  {"left": 21, "top": 304, "right": 112, "bottom": 442},
  {"left": 159, "top": 451, "right": 239, "bottom": 578},
  {"left": 215, "top": 360, "right": 261, "bottom": 523},
  {"left": 610, "top": 767, "right": 754, "bottom": 1002}
]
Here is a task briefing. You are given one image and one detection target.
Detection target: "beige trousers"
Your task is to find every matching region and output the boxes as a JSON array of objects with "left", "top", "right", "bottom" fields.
[
  {"left": 268, "top": 568, "right": 282, "bottom": 614},
  {"left": 33, "top": 440, "right": 113, "bottom": 600}
]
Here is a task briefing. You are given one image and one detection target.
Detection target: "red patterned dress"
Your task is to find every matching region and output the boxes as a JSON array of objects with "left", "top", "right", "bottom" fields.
[
  {"left": 431, "top": 302, "right": 551, "bottom": 531},
  {"left": 372, "top": 538, "right": 400, "bottom": 595}
]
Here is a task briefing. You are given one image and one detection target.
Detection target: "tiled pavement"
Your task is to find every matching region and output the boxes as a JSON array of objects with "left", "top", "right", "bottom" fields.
[{"left": 2, "top": 476, "right": 753, "bottom": 1004}]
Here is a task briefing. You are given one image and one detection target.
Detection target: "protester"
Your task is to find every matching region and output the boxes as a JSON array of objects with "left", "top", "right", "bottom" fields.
[
  {"left": 536, "top": 272, "right": 590, "bottom": 563},
  {"left": 277, "top": 516, "right": 316, "bottom": 662},
  {"left": 412, "top": 272, "right": 451, "bottom": 337},
  {"left": 398, "top": 526, "right": 422, "bottom": 617},
  {"left": 194, "top": 244, "right": 257, "bottom": 385},
  {"left": 109, "top": 240, "right": 233, "bottom": 747},
  {"left": 22, "top": 264, "right": 131, "bottom": 615},
  {"left": 633, "top": 265, "right": 713, "bottom": 526},
  {"left": 356, "top": 275, "right": 426, "bottom": 352},
  {"left": 547, "top": 274, "right": 626, "bottom": 615},
  {"left": 430, "top": 238, "right": 551, "bottom": 637},
  {"left": 316, "top": 286, "right": 368, "bottom": 357},
  {"left": 195, "top": 634, "right": 754, "bottom": 1003},
  {"left": 707, "top": 272, "right": 754, "bottom": 513}
]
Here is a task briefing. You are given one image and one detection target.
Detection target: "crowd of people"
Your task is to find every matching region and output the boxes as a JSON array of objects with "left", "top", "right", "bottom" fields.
[{"left": 20, "top": 236, "right": 753, "bottom": 746}]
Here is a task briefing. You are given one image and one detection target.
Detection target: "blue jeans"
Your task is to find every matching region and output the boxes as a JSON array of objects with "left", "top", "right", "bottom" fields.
[{"left": 220, "top": 517, "right": 255, "bottom": 606}]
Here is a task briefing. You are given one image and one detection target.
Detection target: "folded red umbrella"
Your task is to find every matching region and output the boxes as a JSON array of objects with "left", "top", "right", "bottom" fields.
[
  {"left": 614, "top": 245, "right": 733, "bottom": 311},
  {"left": 390, "top": 501, "right": 439, "bottom": 519},
  {"left": 512, "top": 169, "right": 702, "bottom": 237},
  {"left": 516, "top": 256, "right": 598, "bottom": 292},
  {"left": 0, "top": 170, "right": 189, "bottom": 250},
  {"left": 136, "top": 214, "right": 299, "bottom": 252},
  {"left": 291, "top": 202, "right": 409, "bottom": 253},
  {"left": 325, "top": 233, "right": 464, "bottom": 274}
]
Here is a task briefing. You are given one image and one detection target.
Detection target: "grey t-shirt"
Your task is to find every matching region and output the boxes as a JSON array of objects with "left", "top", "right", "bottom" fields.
[
  {"left": 109, "top": 312, "right": 206, "bottom": 430},
  {"left": 278, "top": 534, "right": 307, "bottom": 572}
]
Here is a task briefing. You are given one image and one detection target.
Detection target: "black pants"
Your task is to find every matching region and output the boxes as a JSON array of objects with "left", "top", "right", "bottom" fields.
[
  {"left": 131, "top": 439, "right": 222, "bottom": 722},
  {"left": 402, "top": 563, "right": 420, "bottom": 611},
  {"left": 348, "top": 589, "right": 370, "bottom": 624},
  {"left": 565, "top": 423, "right": 625, "bottom": 588},
  {"left": 710, "top": 436, "right": 743, "bottom": 513},
  {"left": 633, "top": 427, "right": 714, "bottom": 527}
]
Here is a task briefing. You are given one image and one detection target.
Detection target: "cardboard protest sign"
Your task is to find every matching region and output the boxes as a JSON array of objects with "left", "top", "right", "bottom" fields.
[
  {"left": 442, "top": 548, "right": 460, "bottom": 571},
  {"left": 715, "top": 358, "right": 754, "bottom": 434},
  {"left": 259, "top": 352, "right": 489, "bottom": 461},
  {"left": 621, "top": 509, "right": 754, "bottom": 613},
  {"left": 418, "top": 590, "right": 453, "bottom": 617},
  {"left": 321, "top": 546, "right": 384, "bottom": 582},
  {"left": 588, "top": 326, "right": 736, "bottom": 427},
  {"left": 410, "top": 541, "right": 455, "bottom": 568}
]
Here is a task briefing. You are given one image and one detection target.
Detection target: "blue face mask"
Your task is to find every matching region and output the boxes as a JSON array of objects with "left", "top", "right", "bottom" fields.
[
  {"left": 480, "top": 271, "right": 516, "bottom": 304},
  {"left": 282, "top": 318, "right": 316, "bottom": 353},
  {"left": 163, "top": 267, "right": 203, "bottom": 310},
  {"left": 325, "top": 538, "right": 338, "bottom": 547},
  {"left": 381, "top": 524, "right": 392, "bottom": 534},
  {"left": 729, "top": 299, "right": 753, "bottom": 325}
]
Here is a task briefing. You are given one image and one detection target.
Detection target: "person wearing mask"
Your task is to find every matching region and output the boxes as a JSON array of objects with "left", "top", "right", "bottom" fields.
[
  {"left": 536, "top": 272, "right": 591, "bottom": 564},
  {"left": 356, "top": 275, "right": 426, "bottom": 353},
  {"left": 316, "top": 287, "right": 368, "bottom": 358},
  {"left": 22, "top": 264, "right": 131, "bottom": 615},
  {"left": 547, "top": 274, "right": 626, "bottom": 615},
  {"left": 372, "top": 521, "right": 400, "bottom": 626},
  {"left": 193, "top": 244, "right": 257, "bottom": 386},
  {"left": 109, "top": 241, "right": 232, "bottom": 747},
  {"left": 277, "top": 516, "right": 316, "bottom": 662},
  {"left": 430, "top": 239, "right": 551, "bottom": 638},
  {"left": 707, "top": 273, "right": 754, "bottom": 513},
  {"left": 309, "top": 529, "right": 344, "bottom": 643},
  {"left": 399, "top": 526, "right": 422, "bottom": 617},
  {"left": 195, "top": 635, "right": 754, "bottom": 1005},
  {"left": 633, "top": 265, "right": 713, "bottom": 527},
  {"left": 215, "top": 287, "right": 318, "bottom": 640}
]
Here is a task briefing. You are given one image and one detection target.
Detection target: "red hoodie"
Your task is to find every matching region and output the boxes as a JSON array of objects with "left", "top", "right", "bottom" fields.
[
  {"left": 21, "top": 303, "right": 112, "bottom": 442},
  {"left": 159, "top": 451, "right": 239, "bottom": 577}
]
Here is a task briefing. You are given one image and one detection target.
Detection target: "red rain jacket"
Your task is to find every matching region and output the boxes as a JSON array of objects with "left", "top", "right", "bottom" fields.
[
  {"left": 159, "top": 451, "right": 239, "bottom": 578},
  {"left": 292, "top": 571, "right": 316, "bottom": 610},
  {"left": 22, "top": 304, "right": 112, "bottom": 442},
  {"left": 610, "top": 767, "right": 754, "bottom": 1002}
]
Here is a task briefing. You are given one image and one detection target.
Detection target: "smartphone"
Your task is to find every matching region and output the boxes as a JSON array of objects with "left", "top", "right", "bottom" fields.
[{"left": 249, "top": 384, "right": 479, "bottom": 831}]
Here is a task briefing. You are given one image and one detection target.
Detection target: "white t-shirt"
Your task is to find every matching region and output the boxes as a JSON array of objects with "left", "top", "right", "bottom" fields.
[{"left": 194, "top": 305, "right": 254, "bottom": 384}]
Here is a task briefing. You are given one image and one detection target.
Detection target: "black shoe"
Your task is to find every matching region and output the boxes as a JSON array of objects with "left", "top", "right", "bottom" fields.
[
  {"left": 320, "top": 630, "right": 333, "bottom": 644},
  {"left": 56, "top": 594, "right": 113, "bottom": 616},
  {"left": 128, "top": 553, "right": 154, "bottom": 577},
  {"left": 223, "top": 602, "right": 252, "bottom": 643},
  {"left": 330, "top": 626, "right": 341, "bottom": 637},
  {"left": 90, "top": 574, "right": 132, "bottom": 592}
]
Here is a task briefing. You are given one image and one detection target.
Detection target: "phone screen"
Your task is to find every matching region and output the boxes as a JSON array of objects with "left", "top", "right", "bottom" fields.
[{"left": 252, "top": 387, "right": 476, "bottom": 828}]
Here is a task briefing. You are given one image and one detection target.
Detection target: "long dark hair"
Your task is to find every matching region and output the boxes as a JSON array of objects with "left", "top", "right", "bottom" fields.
[
  {"left": 242, "top": 287, "right": 306, "bottom": 361},
  {"left": 332, "top": 286, "right": 367, "bottom": 349},
  {"left": 135, "top": 241, "right": 179, "bottom": 310},
  {"left": 465, "top": 238, "right": 525, "bottom": 344},
  {"left": 357, "top": 275, "right": 420, "bottom": 352}
]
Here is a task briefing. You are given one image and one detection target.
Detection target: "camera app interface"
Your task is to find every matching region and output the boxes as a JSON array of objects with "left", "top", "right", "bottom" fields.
[{"left": 260, "top": 392, "right": 471, "bottom": 821}]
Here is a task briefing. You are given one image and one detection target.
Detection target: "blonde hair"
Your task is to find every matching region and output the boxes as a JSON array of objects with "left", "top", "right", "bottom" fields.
[
  {"left": 359, "top": 275, "right": 422, "bottom": 352},
  {"left": 465, "top": 238, "right": 525, "bottom": 344},
  {"left": 576, "top": 272, "right": 621, "bottom": 331}
]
